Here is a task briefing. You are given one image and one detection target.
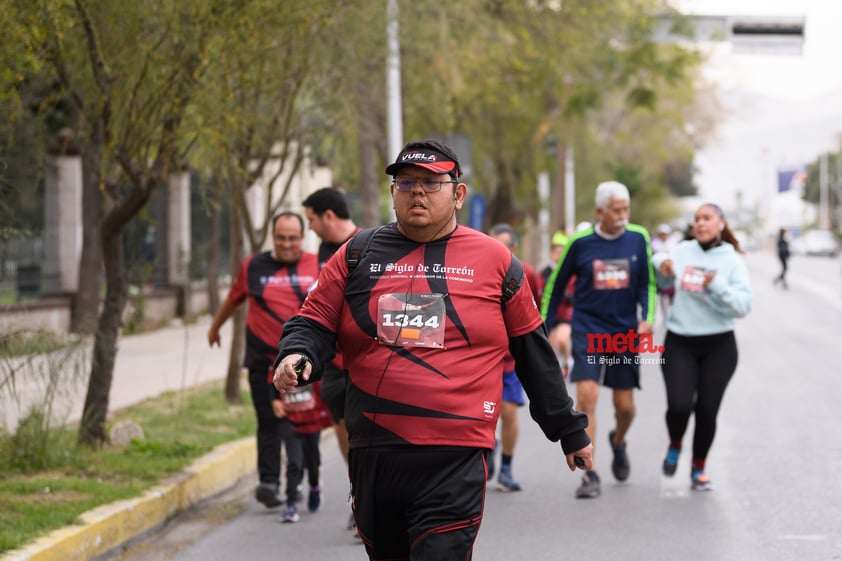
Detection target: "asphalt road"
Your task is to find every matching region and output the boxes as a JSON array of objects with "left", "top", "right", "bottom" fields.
[{"left": 107, "top": 250, "right": 842, "bottom": 561}]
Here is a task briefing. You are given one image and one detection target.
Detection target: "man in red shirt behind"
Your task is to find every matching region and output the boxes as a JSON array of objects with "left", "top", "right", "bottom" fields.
[{"left": 208, "top": 212, "right": 319, "bottom": 513}]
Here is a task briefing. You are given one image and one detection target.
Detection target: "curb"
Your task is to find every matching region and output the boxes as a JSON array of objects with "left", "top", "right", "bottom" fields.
[{"left": 1, "top": 437, "right": 256, "bottom": 561}]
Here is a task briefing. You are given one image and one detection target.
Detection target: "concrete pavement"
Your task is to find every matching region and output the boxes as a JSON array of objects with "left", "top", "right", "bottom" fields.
[
  {"left": 2, "top": 315, "right": 236, "bottom": 431},
  {"left": 0, "top": 316, "right": 262, "bottom": 561}
]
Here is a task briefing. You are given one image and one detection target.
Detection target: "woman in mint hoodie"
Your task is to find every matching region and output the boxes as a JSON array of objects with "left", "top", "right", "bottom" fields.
[{"left": 652, "top": 204, "right": 751, "bottom": 491}]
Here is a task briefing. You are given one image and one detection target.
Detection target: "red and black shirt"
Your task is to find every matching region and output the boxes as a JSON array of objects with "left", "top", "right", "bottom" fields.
[
  {"left": 279, "top": 224, "right": 588, "bottom": 453},
  {"left": 228, "top": 251, "right": 319, "bottom": 373}
]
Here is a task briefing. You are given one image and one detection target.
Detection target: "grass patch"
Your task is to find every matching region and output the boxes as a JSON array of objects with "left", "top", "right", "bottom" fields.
[
  {"left": 0, "top": 379, "right": 255, "bottom": 554},
  {"left": 0, "top": 328, "right": 77, "bottom": 358}
]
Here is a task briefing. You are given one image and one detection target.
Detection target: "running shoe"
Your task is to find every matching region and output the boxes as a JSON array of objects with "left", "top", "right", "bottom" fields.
[
  {"left": 281, "top": 502, "right": 300, "bottom": 523},
  {"left": 691, "top": 471, "right": 714, "bottom": 492},
  {"left": 254, "top": 482, "right": 282, "bottom": 508},
  {"left": 575, "top": 470, "right": 601, "bottom": 499},
  {"left": 308, "top": 486, "right": 322, "bottom": 512},
  {"left": 662, "top": 447, "right": 680, "bottom": 477},
  {"left": 497, "top": 466, "right": 523, "bottom": 492},
  {"left": 608, "top": 430, "right": 630, "bottom": 481}
]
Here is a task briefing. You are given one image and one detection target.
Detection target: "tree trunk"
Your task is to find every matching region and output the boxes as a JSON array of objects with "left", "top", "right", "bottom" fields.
[
  {"left": 356, "top": 80, "right": 382, "bottom": 228},
  {"left": 71, "top": 139, "right": 104, "bottom": 334},
  {"left": 489, "top": 149, "right": 516, "bottom": 227},
  {"left": 78, "top": 222, "right": 127, "bottom": 446},
  {"left": 224, "top": 207, "right": 244, "bottom": 403}
]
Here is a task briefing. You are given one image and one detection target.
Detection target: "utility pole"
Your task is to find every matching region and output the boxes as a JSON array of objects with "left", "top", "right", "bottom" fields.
[
  {"left": 386, "top": 0, "right": 402, "bottom": 223},
  {"left": 386, "top": 0, "right": 403, "bottom": 165}
]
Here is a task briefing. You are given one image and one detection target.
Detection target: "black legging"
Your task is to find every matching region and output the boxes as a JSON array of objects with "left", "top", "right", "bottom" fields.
[
  {"left": 661, "top": 330, "right": 738, "bottom": 461},
  {"left": 777, "top": 254, "right": 788, "bottom": 282}
]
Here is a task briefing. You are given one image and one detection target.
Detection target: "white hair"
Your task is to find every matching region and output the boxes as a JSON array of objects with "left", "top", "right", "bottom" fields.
[{"left": 595, "top": 181, "right": 630, "bottom": 210}]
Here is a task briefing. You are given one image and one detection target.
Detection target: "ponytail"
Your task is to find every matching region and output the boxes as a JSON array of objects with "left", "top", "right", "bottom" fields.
[{"left": 721, "top": 224, "right": 743, "bottom": 254}]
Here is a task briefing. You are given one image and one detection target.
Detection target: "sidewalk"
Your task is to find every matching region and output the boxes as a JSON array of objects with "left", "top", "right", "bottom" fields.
[
  {"left": 2, "top": 316, "right": 234, "bottom": 431},
  {"left": 1, "top": 316, "right": 261, "bottom": 561}
]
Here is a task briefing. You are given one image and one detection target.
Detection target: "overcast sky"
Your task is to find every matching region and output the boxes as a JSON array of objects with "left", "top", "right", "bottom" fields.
[{"left": 674, "top": 0, "right": 842, "bottom": 216}]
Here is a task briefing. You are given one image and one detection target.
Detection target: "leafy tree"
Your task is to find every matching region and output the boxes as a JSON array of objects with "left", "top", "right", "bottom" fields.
[
  {"left": 304, "top": 0, "right": 390, "bottom": 227},
  {"left": 395, "top": 0, "right": 711, "bottom": 237},
  {"left": 13, "top": 0, "right": 229, "bottom": 445},
  {"left": 0, "top": 2, "right": 53, "bottom": 240},
  {"left": 189, "top": 0, "right": 337, "bottom": 402}
]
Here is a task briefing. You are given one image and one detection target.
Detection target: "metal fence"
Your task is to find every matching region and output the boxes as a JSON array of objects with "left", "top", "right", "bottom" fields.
[
  {"left": 0, "top": 236, "right": 44, "bottom": 302},
  {"left": 1, "top": 174, "right": 233, "bottom": 303}
]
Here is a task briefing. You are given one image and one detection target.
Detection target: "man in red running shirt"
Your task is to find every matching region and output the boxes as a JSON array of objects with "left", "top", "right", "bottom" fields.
[
  {"left": 273, "top": 139, "right": 592, "bottom": 561},
  {"left": 208, "top": 212, "right": 319, "bottom": 513}
]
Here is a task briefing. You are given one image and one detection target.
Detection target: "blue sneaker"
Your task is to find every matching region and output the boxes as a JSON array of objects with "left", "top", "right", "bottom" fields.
[
  {"left": 308, "top": 486, "right": 322, "bottom": 512},
  {"left": 662, "top": 447, "right": 680, "bottom": 477},
  {"left": 497, "top": 466, "right": 522, "bottom": 492},
  {"left": 282, "top": 502, "right": 300, "bottom": 523}
]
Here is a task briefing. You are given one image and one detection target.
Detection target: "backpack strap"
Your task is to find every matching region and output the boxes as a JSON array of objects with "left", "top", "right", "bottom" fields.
[
  {"left": 346, "top": 225, "right": 387, "bottom": 273},
  {"left": 501, "top": 255, "right": 524, "bottom": 307},
  {"left": 346, "top": 224, "right": 523, "bottom": 307}
]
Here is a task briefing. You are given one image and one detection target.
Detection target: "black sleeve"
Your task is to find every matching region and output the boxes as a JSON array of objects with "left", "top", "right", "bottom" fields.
[
  {"left": 273, "top": 315, "right": 337, "bottom": 385},
  {"left": 509, "top": 325, "right": 591, "bottom": 455}
]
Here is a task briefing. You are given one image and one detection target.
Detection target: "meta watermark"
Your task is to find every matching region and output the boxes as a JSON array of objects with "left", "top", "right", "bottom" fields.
[{"left": 586, "top": 330, "right": 665, "bottom": 365}]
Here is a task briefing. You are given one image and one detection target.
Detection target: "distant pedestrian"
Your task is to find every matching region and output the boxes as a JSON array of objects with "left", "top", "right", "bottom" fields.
[
  {"left": 653, "top": 203, "right": 751, "bottom": 491},
  {"left": 541, "top": 230, "right": 574, "bottom": 377},
  {"left": 773, "top": 228, "right": 790, "bottom": 289},
  {"left": 207, "top": 212, "right": 319, "bottom": 512},
  {"left": 651, "top": 224, "right": 678, "bottom": 319}
]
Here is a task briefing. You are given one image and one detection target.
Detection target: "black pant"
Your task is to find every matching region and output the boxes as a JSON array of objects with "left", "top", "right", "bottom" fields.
[
  {"left": 661, "top": 331, "right": 738, "bottom": 461},
  {"left": 777, "top": 254, "right": 788, "bottom": 282},
  {"left": 248, "top": 369, "right": 283, "bottom": 486},
  {"left": 349, "top": 446, "right": 485, "bottom": 561},
  {"left": 279, "top": 423, "right": 321, "bottom": 503}
]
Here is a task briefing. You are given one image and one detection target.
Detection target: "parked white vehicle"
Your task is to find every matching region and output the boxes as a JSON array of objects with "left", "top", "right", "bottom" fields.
[{"left": 799, "top": 229, "right": 839, "bottom": 257}]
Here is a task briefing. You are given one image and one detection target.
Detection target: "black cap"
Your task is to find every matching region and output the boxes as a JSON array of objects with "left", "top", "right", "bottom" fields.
[{"left": 385, "top": 146, "right": 460, "bottom": 177}]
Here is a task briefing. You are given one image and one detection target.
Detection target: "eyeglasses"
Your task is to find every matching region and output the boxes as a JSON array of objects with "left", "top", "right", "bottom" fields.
[
  {"left": 274, "top": 235, "right": 302, "bottom": 243},
  {"left": 393, "top": 177, "right": 457, "bottom": 193}
]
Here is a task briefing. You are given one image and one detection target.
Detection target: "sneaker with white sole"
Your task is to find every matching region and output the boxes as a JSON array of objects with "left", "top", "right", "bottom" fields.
[
  {"left": 497, "top": 466, "right": 522, "bottom": 492},
  {"left": 691, "top": 470, "right": 714, "bottom": 492},
  {"left": 282, "top": 502, "right": 300, "bottom": 523}
]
